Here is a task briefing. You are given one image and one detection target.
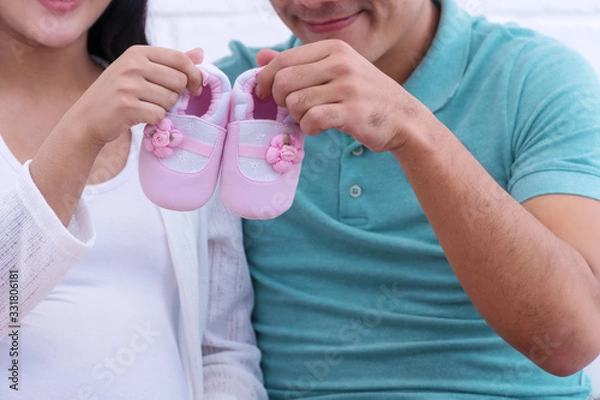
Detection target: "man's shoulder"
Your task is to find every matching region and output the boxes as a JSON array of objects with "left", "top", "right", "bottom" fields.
[
  {"left": 469, "top": 16, "right": 584, "bottom": 69},
  {"left": 461, "top": 15, "right": 598, "bottom": 93}
]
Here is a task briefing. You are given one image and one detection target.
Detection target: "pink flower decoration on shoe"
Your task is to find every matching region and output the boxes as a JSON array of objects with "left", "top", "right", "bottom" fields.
[
  {"left": 266, "top": 133, "right": 305, "bottom": 173},
  {"left": 143, "top": 118, "right": 183, "bottom": 158}
]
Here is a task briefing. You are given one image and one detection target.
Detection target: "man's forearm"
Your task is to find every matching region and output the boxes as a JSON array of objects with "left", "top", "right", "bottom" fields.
[{"left": 392, "top": 112, "right": 600, "bottom": 375}]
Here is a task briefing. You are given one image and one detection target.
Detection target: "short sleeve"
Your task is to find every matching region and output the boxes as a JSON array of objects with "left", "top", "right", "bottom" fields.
[{"left": 507, "top": 39, "right": 600, "bottom": 203}]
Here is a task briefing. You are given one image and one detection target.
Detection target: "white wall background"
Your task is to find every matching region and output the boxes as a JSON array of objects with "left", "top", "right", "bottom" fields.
[
  {"left": 146, "top": 0, "right": 600, "bottom": 74},
  {"left": 145, "top": 0, "right": 600, "bottom": 395}
]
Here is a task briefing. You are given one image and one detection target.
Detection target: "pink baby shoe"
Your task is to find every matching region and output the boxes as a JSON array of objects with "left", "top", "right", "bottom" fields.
[
  {"left": 220, "top": 67, "right": 305, "bottom": 220},
  {"left": 138, "top": 62, "right": 231, "bottom": 211}
]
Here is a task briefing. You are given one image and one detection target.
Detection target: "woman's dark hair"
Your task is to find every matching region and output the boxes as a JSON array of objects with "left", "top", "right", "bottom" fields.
[{"left": 87, "top": 0, "right": 149, "bottom": 63}]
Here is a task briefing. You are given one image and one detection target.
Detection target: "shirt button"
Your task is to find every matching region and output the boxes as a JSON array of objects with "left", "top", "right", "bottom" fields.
[
  {"left": 349, "top": 185, "right": 363, "bottom": 198},
  {"left": 351, "top": 146, "right": 365, "bottom": 156}
]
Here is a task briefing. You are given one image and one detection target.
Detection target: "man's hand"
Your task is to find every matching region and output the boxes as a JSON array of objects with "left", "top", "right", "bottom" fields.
[{"left": 255, "top": 39, "right": 427, "bottom": 153}]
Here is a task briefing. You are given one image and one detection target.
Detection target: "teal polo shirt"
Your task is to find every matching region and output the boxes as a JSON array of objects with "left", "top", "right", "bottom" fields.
[{"left": 216, "top": 0, "right": 600, "bottom": 398}]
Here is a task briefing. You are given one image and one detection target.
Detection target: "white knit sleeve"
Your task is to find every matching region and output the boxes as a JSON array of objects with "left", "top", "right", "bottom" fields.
[
  {"left": 202, "top": 195, "right": 267, "bottom": 400},
  {"left": 0, "top": 161, "right": 94, "bottom": 338}
]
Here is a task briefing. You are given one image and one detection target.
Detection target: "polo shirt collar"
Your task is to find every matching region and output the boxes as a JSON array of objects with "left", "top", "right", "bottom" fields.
[
  {"left": 403, "top": 0, "right": 472, "bottom": 113},
  {"left": 291, "top": 0, "right": 471, "bottom": 113}
]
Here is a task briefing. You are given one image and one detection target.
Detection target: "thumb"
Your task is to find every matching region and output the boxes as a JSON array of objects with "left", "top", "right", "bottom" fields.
[
  {"left": 256, "top": 48, "right": 280, "bottom": 67},
  {"left": 185, "top": 47, "right": 204, "bottom": 65}
]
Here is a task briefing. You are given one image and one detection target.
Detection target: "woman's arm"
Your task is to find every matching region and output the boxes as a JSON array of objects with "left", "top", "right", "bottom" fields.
[
  {"left": 0, "top": 46, "right": 203, "bottom": 337},
  {"left": 0, "top": 165, "right": 94, "bottom": 338},
  {"left": 202, "top": 195, "right": 267, "bottom": 400}
]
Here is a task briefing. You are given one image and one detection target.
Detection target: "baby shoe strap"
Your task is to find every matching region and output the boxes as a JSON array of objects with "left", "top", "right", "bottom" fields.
[
  {"left": 238, "top": 143, "right": 269, "bottom": 159},
  {"left": 178, "top": 136, "right": 214, "bottom": 157},
  {"left": 234, "top": 122, "right": 305, "bottom": 174}
]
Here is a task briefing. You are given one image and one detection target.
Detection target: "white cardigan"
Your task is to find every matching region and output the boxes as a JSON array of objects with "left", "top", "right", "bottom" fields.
[{"left": 0, "top": 161, "right": 266, "bottom": 399}]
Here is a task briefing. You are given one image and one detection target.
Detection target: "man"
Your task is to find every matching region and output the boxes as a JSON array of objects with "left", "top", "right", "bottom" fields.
[{"left": 216, "top": 0, "right": 600, "bottom": 398}]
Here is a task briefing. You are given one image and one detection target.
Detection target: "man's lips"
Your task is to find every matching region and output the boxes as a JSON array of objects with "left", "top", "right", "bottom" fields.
[{"left": 302, "top": 12, "right": 361, "bottom": 34}]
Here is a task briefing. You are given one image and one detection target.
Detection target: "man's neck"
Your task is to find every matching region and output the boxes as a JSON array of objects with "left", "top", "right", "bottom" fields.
[{"left": 376, "top": 0, "right": 441, "bottom": 84}]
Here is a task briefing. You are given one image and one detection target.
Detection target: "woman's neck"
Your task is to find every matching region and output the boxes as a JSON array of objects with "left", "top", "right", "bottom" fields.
[
  {"left": 0, "top": 34, "right": 105, "bottom": 156},
  {"left": 0, "top": 35, "right": 102, "bottom": 96}
]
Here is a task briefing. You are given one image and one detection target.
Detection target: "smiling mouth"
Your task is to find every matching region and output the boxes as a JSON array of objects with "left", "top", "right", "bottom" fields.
[{"left": 302, "top": 12, "right": 362, "bottom": 34}]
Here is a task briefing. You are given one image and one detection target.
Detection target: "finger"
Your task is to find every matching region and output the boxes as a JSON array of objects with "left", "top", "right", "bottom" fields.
[
  {"left": 269, "top": 56, "right": 342, "bottom": 107},
  {"left": 285, "top": 84, "right": 343, "bottom": 124},
  {"left": 140, "top": 62, "right": 190, "bottom": 96},
  {"left": 299, "top": 103, "right": 346, "bottom": 135},
  {"left": 185, "top": 47, "right": 204, "bottom": 65},
  {"left": 256, "top": 48, "right": 279, "bottom": 67},
  {"left": 256, "top": 42, "right": 331, "bottom": 100},
  {"left": 137, "top": 101, "right": 169, "bottom": 126},
  {"left": 137, "top": 81, "right": 181, "bottom": 112},
  {"left": 146, "top": 47, "right": 203, "bottom": 96}
]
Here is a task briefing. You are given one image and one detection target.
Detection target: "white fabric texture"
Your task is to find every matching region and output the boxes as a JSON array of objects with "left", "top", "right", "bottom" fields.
[
  {"left": 202, "top": 188, "right": 265, "bottom": 399},
  {"left": 0, "top": 134, "right": 190, "bottom": 399},
  {"left": 0, "top": 161, "right": 94, "bottom": 338},
  {"left": 0, "top": 128, "right": 266, "bottom": 399}
]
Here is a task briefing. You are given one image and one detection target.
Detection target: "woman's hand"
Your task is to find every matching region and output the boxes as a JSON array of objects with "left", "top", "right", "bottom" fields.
[
  {"left": 29, "top": 46, "right": 204, "bottom": 226},
  {"left": 62, "top": 45, "right": 204, "bottom": 147}
]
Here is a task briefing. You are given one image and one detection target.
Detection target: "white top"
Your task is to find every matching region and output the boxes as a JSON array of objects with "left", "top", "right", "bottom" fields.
[
  {"left": 0, "top": 127, "right": 267, "bottom": 399},
  {"left": 0, "top": 131, "right": 189, "bottom": 399}
]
